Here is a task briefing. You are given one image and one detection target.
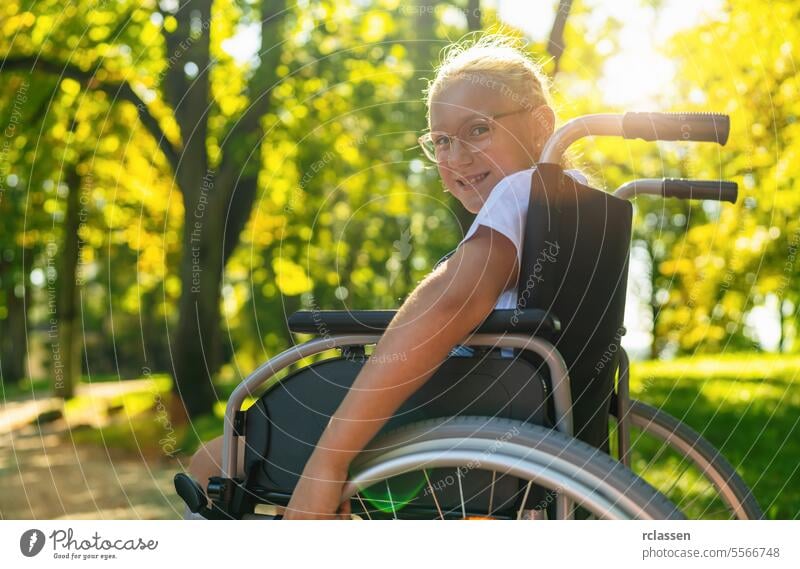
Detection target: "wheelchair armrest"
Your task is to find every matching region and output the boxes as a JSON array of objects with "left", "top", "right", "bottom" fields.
[{"left": 287, "top": 308, "right": 560, "bottom": 337}]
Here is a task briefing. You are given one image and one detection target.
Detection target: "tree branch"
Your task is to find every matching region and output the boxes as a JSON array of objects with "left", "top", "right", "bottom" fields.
[
  {"left": 221, "top": 174, "right": 258, "bottom": 267},
  {"left": 217, "top": 0, "right": 289, "bottom": 267},
  {"left": 1, "top": 55, "right": 181, "bottom": 175},
  {"left": 466, "top": 0, "right": 481, "bottom": 31},
  {"left": 218, "top": 0, "right": 287, "bottom": 180},
  {"left": 548, "top": 0, "right": 573, "bottom": 76}
]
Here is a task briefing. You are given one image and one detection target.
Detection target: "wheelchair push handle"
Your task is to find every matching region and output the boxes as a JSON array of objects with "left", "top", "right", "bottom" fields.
[
  {"left": 621, "top": 112, "right": 730, "bottom": 145},
  {"left": 540, "top": 112, "right": 731, "bottom": 164},
  {"left": 662, "top": 178, "right": 738, "bottom": 202},
  {"left": 614, "top": 178, "right": 739, "bottom": 203}
]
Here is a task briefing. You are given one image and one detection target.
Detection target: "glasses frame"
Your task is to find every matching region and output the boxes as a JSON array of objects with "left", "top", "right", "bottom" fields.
[{"left": 418, "top": 107, "right": 530, "bottom": 163}]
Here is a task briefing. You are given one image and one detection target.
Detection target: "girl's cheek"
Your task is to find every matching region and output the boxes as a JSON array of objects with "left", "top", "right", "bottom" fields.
[{"left": 440, "top": 172, "right": 456, "bottom": 190}]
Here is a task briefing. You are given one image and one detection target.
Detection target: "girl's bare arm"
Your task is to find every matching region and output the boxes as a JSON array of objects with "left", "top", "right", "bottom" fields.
[{"left": 310, "top": 225, "right": 520, "bottom": 471}]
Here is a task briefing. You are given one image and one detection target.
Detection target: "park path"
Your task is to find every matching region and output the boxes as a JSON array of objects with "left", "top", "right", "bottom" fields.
[
  {"left": 0, "top": 382, "right": 187, "bottom": 520},
  {"left": 0, "top": 379, "right": 154, "bottom": 433}
]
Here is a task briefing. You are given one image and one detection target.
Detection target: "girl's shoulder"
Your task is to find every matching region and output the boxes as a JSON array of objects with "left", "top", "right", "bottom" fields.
[
  {"left": 490, "top": 167, "right": 589, "bottom": 201},
  {"left": 487, "top": 168, "right": 535, "bottom": 201}
]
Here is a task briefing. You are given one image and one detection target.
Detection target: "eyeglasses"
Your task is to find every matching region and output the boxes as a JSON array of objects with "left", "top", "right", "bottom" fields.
[{"left": 418, "top": 108, "right": 529, "bottom": 163}]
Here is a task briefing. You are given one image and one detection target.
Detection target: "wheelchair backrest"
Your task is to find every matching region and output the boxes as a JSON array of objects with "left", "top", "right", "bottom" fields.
[
  {"left": 518, "top": 163, "right": 632, "bottom": 411},
  {"left": 435, "top": 164, "right": 632, "bottom": 376}
]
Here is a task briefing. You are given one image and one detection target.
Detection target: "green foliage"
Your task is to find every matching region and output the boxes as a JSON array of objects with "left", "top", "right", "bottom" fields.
[
  {"left": 650, "top": 0, "right": 800, "bottom": 354},
  {"left": 2, "top": 2, "right": 798, "bottom": 371}
]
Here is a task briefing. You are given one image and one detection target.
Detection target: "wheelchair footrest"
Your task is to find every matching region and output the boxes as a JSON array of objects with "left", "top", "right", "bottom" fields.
[{"left": 174, "top": 473, "right": 207, "bottom": 514}]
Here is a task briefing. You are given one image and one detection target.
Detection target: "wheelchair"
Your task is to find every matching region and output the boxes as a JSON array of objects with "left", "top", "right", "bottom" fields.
[{"left": 175, "top": 111, "right": 763, "bottom": 520}]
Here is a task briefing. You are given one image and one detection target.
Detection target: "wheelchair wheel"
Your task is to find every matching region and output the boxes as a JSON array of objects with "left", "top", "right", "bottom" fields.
[
  {"left": 342, "top": 416, "right": 684, "bottom": 520},
  {"left": 611, "top": 399, "right": 763, "bottom": 520}
]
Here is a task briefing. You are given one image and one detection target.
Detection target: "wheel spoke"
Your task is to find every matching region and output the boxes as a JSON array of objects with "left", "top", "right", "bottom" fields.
[
  {"left": 343, "top": 416, "right": 685, "bottom": 520},
  {"left": 677, "top": 485, "right": 719, "bottom": 518},
  {"left": 355, "top": 492, "right": 372, "bottom": 520},
  {"left": 488, "top": 470, "right": 496, "bottom": 516},
  {"left": 456, "top": 467, "right": 466, "bottom": 519},
  {"left": 423, "top": 469, "right": 445, "bottom": 520},
  {"left": 385, "top": 480, "right": 397, "bottom": 520},
  {"left": 516, "top": 480, "right": 534, "bottom": 520},
  {"left": 663, "top": 457, "right": 693, "bottom": 498},
  {"left": 637, "top": 431, "right": 672, "bottom": 479}
]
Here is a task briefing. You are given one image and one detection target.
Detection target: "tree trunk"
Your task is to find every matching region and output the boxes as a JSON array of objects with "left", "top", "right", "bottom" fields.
[
  {"left": 141, "top": 290, "right": 170, "bottom": 371},
  {"left": 1, "top": 271, "right": 29, "bottom": 385},
  {"left": 165, "top": 0, "right": 288, "bottom": 421},
  {"left": 163, "top": 0, "right": 218, "bottom": 419},
  {"left": 54, "top": 159, "right": 83, "bottom": 399},
  {"left": 171, "top": 167, "right": 222, "bottom": 419}
]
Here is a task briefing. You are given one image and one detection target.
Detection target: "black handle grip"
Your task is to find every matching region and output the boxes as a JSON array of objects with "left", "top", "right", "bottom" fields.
[
  {"left": 662, "top": 179, "right": 738, "bottom": 203},
  {"left": 622, "top": 112, "right": 730, "bottom": 145}
]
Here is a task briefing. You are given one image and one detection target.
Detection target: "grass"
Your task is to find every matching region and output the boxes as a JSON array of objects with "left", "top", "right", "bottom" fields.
[
  {"left": 1, "top": 376, "right": 54, "bottom": 400},
  {"left": 59, "top": 375, "right": 260, "bottom": 458},
  {"left": 65, "top": 379, "right": 229, "bottom": 458},
  {"left": 628, "top": 354, "right": 800, "bottom": 519}
]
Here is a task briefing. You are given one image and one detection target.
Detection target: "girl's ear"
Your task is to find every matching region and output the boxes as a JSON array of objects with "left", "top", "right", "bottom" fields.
[{"left": 531, "top": 104, "right": 556, "bottom": 139}]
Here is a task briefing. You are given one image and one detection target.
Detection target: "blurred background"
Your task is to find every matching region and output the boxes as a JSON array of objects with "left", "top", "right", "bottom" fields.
[{"left": 0, "top": 0, "right": 798, "bottom": 519}]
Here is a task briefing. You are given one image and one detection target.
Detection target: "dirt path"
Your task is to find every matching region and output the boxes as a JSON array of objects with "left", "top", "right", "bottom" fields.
[
  {"left": 0, "top": 421, "right": 187, "bottom": 520},
  {"left": 0, "top": 380, "right": 156, "bottom": 433},
  {"left": 0, "top": 382, "right": 189, "bottom": 520}
]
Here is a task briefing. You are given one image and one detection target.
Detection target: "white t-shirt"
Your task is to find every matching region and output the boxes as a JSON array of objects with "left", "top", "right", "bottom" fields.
[{"left": 457, "top": 167, "right": 588, "bottom": 310}]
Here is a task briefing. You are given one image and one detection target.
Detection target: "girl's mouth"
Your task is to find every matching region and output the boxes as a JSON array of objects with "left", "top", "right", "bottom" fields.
[{"left": 456, "top": 171, "right": 490, "bottom": 188}]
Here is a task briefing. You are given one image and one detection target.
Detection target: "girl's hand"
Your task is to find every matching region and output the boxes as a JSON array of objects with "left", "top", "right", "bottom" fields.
[{"left": 283, "top": 458, "right": 352, "bottom": 520}]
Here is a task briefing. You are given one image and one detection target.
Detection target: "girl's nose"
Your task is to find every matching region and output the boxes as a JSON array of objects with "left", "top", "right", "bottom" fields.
[{"left": 446, "top": 138, "right": 474, "bottom": 167}]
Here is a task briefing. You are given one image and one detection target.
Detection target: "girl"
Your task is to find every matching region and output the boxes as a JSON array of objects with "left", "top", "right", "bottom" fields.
[{"left": 186, "top": 33, "right": 592, "bottom": 520}]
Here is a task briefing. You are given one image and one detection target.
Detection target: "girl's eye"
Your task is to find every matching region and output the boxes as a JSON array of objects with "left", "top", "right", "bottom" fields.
[
  {"left": 433, "top": 134, "right": 451, "bottom": 147},
  {"left": 468, "top": 123, "right": 490, "bottom": 138}
]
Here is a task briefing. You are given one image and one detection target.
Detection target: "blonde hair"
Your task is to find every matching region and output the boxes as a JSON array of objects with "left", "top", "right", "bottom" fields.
[
  {"left": 424, "top": 33, "right": 553, "bottom": 126},
  {"left": 423, "top": 32, "right": 579, "bottom": 170}
]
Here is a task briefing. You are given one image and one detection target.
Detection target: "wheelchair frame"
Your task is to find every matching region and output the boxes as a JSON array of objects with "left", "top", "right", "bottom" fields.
[
  {"left": 221, "top": 332, "right": 580, "bottom": 518},
  {"left": 176, "top": 111, "right": 763, "bottom": 520},
  {"left": 208, "top": 335, "right": 761, "bottom": 520}
]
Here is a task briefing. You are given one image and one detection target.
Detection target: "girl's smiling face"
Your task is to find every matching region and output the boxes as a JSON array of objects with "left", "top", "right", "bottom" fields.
[{"left": 429, "top": 78, "right": 554, "bottom": 214}]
